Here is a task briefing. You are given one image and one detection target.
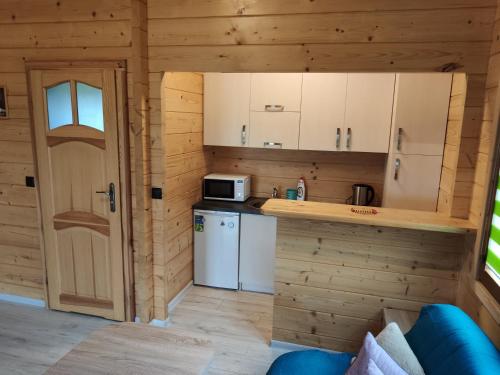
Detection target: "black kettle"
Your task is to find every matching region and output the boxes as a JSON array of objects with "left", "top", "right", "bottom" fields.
[{"left": 350, "top": 184, "right": 375, "bottom": 206}]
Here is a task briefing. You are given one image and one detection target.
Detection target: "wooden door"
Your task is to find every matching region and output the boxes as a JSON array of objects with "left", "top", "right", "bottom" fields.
[
  {"left": 249, "top": 111, "right": 300, "bottom": 150},
  {"left": 391, "top": 73, "right": 452, "bottom": 156},
  {"left": 382, "top": 153, "right": 443, "bottom": 211},
  {"left": 29, "top": 67, "right": 125, "bottom": 320},
  {"left": 299, "top": 73, "right": 347, "bottom": 151},
  {"left": 250, "top": 73, "right": 303, "bottom": 112},
  {"left": 344, "top": 73, "right": 395, "bottom": 153},
  {"left": 204, "top": 73, "right": 251, "bottom": 147}
]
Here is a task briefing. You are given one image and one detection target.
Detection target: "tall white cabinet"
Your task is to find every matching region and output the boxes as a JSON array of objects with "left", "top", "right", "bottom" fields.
[
  {"left": 204, "top": 73, "right": 251, "bottom": 147},
  {"left": 383, "top": 73, "right": 452, "bottom": 211}
]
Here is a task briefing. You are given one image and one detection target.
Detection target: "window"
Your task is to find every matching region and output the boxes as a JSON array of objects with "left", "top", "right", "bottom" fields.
[
  {"left": 45, "top": 80, "right": 104, "bottom": 132},
  {"left": 46, "top": 82, "right": 73, "bottom": 129},
  {"left": 479, "top": 126, "right": 500, "bottom": 302},
  {"left": 76, "top": 82, "right": 104, "bottom": 131}
]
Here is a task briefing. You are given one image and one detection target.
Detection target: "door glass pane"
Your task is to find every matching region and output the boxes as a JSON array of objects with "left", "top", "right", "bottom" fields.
[
  {"left": 76, "top": 82, "right": 104, "bottom": 131},
  {"left": 47, "top": 82, "right": 73, "bottom": 129}
]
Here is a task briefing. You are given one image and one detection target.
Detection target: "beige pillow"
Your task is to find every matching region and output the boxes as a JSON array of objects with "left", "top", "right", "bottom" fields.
[{"left": 376, "top": 322, "right": 425, "bottom": 375}]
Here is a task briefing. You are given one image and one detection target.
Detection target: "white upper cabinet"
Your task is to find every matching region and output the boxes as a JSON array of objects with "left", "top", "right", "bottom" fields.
[
  {"left": 391, "top": 73, "right": 452, "bottom": 156},
  {"left": 344, "top": 74, "right": 395, "bottom": 153},
  {"left": 299, "top": 74, "right": 348, "bottom": 151},
  {"left": 249, "top": 111, "right": 300, "bottom": 150},
  {"left": 250, "top": 73, "right": 303, "bottom": 112},
  {"left": 204, "top": 73, "right": 251, "bottom": 147}
]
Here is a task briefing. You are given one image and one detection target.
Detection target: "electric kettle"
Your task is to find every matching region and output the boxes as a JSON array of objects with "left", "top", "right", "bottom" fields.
[{"left": 350, "top": 184, "right": 375, "bottom": 206}]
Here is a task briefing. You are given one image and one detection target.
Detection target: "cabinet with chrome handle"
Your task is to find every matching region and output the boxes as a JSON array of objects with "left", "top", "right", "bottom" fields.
[
  {"left": 263, "top": 142, "right": 283, "bottom": 149},
  {"left": 393, "top": 158, "right": 401, "bottom": 180},
  {"left": 241, "top": 125, "right": 247, "bottom": 145},
  {"left": 346, "top": 127, "right": 352, "bottom": 149},
  {"left": 336, "top": 128, "right": 341, "bottom": 149},
  {"left": 264, "top": 105, "right": 285, "bottom": 112}
]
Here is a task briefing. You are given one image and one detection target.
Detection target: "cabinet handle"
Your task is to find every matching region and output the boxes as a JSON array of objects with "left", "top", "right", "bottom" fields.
[
  {"left": 264, "top": 142, "right": 282, "bottom": 149},
  {"left": 397, "top": 128, "right": 403, "bottom": 151},
  {"left": 394, "top": 158, "right": 401, "bottom": 180},
  {"left": 265, "top": 105, "right": 284, "bottom": 112},
  {"left": 336, "top": 128, "right": 341, "bottom": 149},
  {"left": 241, "top": 125, "right": 247, "bottom": 145},
  {"left": 346, "top": 127, "right": 352, "bottom": 149}
]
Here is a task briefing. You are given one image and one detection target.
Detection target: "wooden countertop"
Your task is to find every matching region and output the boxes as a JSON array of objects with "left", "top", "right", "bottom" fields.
[{"left": 261, "top": 199, "right": 476, "bottom": 234}]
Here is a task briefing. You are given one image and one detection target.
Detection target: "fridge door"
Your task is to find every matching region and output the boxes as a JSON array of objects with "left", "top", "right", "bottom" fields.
[{"left": 194, "top": 210, "right": 240, "bottom": 289}]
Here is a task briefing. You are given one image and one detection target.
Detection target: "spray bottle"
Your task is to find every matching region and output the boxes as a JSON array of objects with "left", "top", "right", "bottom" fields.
[{"left": 297, "top": 177, "right": 306, "bottom": 201}]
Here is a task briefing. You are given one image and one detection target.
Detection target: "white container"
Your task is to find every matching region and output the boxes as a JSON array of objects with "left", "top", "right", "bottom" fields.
[{"left": 297, "top": 177, "right": 306, "bottom": 201}]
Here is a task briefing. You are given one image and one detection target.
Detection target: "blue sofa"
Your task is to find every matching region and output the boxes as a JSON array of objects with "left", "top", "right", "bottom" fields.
[{"left": 267, "top": 304, "right": 500, "bottom": 375}]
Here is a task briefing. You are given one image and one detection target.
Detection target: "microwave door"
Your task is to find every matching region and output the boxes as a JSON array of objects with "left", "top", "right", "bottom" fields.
[{"left": 204, "top": 179, "right": 235, "bottom": 200}]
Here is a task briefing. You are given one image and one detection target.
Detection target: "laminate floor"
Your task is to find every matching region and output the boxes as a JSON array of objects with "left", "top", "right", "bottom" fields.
[
  {"left": 168, "top": 286, "right": 289, "bottom": 375},
  {"left": 0, "top": 301, "right": 110, "bottom": 375},
  {"left": 0, "top": 286, "right": 288, "bottom": 375}
]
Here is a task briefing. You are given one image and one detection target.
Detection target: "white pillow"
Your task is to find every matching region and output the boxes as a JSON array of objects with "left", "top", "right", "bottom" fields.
[{"left": 376, "top": 322, "right": 425, "bottom": 375}]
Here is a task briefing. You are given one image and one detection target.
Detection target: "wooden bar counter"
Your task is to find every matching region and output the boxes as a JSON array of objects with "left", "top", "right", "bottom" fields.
[{"left": 261, "top": 199, "right": 476, "bottom": 352}]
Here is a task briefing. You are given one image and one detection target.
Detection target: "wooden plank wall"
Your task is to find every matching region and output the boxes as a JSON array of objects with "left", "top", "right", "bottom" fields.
[
  {"left": 130, "top": 0, "right": 154, "bottom": 322},
  {"left": 0, "top": 0, "right": 133, "bottom": 302},
  {"left": 456, "top": 3, "right": 500, "bottom": 344},
  {"left": 438, "top": 73, "right": 467, "bottom": 216},
  {"left": 157, "top": 72, "right": 207, "bottom": 318},
  {"left": 208, "top": 147, "right": 386, "bottom": 204},
  {"left": 147, "top": 0, "right": 495, "bottom": 73},
  {"left": 273, "top": 217, "right": 466, "bottom": 351}
]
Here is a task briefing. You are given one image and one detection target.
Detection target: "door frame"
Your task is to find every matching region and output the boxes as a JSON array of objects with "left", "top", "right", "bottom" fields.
[{"left": 25, "top": 61, "right": 135, "bottom": 321}]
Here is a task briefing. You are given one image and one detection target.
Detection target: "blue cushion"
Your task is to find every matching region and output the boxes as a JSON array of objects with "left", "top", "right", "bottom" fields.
[
  {"left": 267, "top": 349, "right": 354, "bottom": 375},
  {"left": 405, "top": 304, "right": 500, "bottom": 375}
]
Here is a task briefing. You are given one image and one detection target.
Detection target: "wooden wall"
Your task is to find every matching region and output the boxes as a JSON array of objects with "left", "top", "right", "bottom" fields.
[
  {"left": 273, "top": 217, "right": 466, "bottom": 351},
  {"left": 456, "top": 2, "right": 500, "bottom": 344},
  {"left": 0, "top": 1, "right": 133, "bottom": 303},
  {"left": 208, "top": 147, "right": 386, "bottom": 205},
  {"left": 155, "top": 72, "right": 207, "bottom": 319}
]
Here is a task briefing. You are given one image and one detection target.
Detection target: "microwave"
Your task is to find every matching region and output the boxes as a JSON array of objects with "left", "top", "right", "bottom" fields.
[{"left": 203, "top": 174, "right": 251, "bottom": 202}]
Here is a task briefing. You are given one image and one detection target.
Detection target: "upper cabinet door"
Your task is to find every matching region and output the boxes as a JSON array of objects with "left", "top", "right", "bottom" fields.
[
  {"left": 299, "top": 74, "right": 348, "bottom": 151},
  {"left": 204, "top": 73, "right": 251, "bottom": 147},
  {"left": 344, "top": 74, "right": 395, "bottom": 153},
  {"left": 391, "top": 74, "right": 452, "bottom": 156},
  {"left": 249, "top": 111, "right": 300, "bottom": 150},
  {"left": 250, "top": 73, "right": 303, "bottom": 112}
]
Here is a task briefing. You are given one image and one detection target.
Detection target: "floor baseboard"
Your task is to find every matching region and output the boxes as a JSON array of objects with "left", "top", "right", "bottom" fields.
[
  {"left": 167, "top": 281, "right": 193, "bottom": 314},
  {"left": 270, "top": 340, "right": 340, "bottom": 354},
  {"left": 0, "top": 293, "right": 46, "bottom": 308}
]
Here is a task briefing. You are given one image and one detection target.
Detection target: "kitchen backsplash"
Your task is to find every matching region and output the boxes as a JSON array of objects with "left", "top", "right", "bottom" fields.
[{"left": 207, "top": 146, "right": 387, "bottom": 206}]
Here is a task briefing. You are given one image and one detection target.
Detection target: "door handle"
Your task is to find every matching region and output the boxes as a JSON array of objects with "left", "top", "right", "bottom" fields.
[
  {"left": 336, "top": 128, "right": 341, "bottom": 149},
  {"left": 96, "top": 183, "right": 116, "bottom": 212},
  {"left": 397, "top": 128, "right": 403, "bottom": 151},
  {"left": 394, "top": 159, "right": 401, "bottom": 180},
  {"left": 241, "top": 125, "right": 247, "bottom": 145},
  {"left": 346, "top": 127, "right": 352, "bottom": 149}
]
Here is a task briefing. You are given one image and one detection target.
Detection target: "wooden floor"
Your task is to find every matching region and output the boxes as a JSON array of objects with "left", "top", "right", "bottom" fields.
[
  {"left": 0, "top": 301, "right": 110, "bottom": 375},
  {"left": 0, "top": 286, "right": 288, "bottom": 375},
  {"left": 169, "top": 286, "right": 288, "bottom": 375}
]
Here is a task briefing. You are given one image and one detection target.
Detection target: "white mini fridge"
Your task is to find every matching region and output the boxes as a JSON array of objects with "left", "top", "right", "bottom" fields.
[{"left": 193, "top": 210, "right": 240, "bottom": 290}]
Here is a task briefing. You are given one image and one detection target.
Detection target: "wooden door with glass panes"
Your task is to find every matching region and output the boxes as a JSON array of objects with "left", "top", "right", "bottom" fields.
[{"left": 29, "top": 68, "right": 125, "bottom": 320}]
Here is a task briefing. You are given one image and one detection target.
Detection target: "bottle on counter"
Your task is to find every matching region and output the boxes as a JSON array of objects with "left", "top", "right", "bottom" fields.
[{"left": 297, "top": 177, "right": 306, "bottom": 201}]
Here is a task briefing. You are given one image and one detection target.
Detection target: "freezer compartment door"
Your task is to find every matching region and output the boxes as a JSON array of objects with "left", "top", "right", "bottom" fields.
[{"left": 194, "top": 211, "right": 240, "bottom": 290}]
